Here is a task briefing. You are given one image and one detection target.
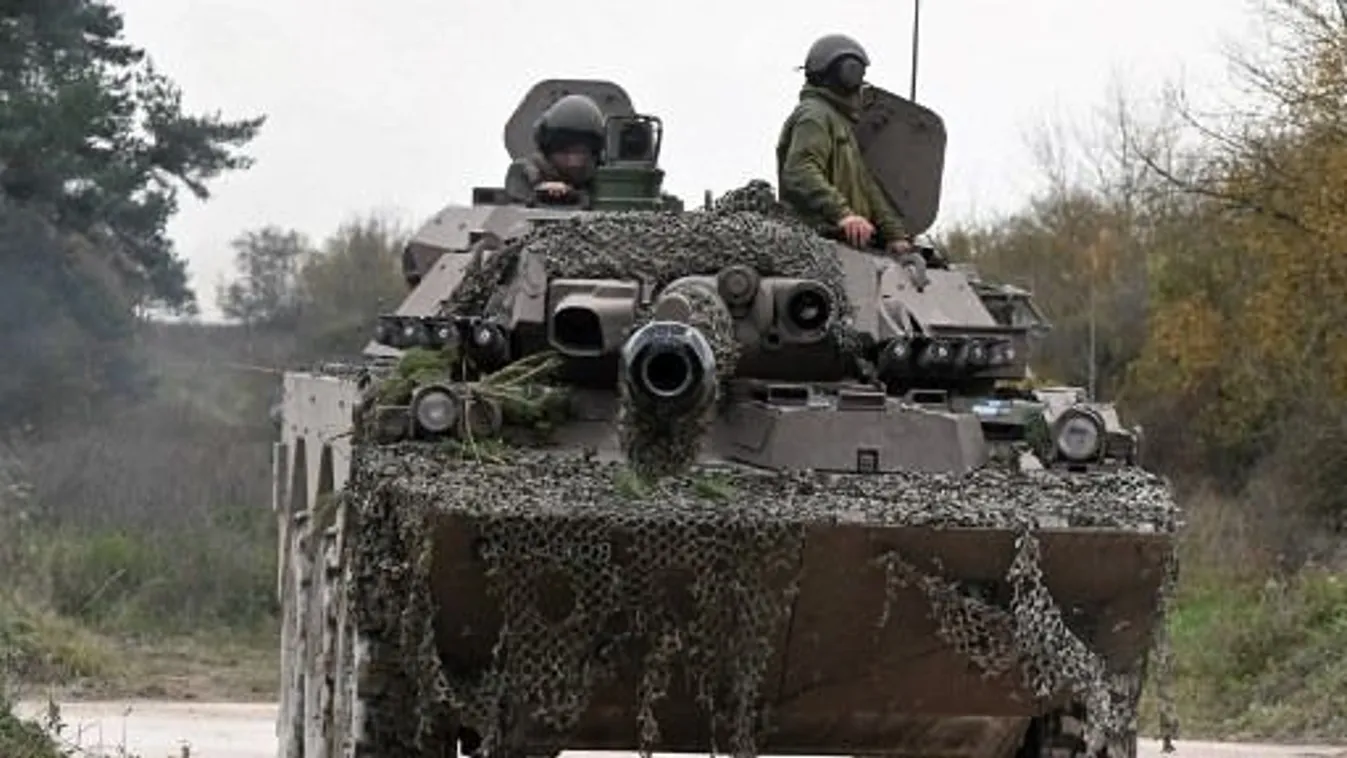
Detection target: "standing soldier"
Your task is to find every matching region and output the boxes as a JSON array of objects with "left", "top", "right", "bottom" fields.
[
  {"left": 776, "top": 34, "right": 926, "bottom": 277},
  {"left": 505, "top": 94, "right": 607, "bottom": 205}
]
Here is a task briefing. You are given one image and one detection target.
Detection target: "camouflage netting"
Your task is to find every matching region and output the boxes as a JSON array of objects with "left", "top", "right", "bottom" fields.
[
  {"left": 875, "top": 532, "right": 1174, "bottom": 757},
  {"left": 341, "top": 440, "right": 1182, "bottom": 758},
  {"left": 443, "top": 179, "right": 862, "bottom": 358}
]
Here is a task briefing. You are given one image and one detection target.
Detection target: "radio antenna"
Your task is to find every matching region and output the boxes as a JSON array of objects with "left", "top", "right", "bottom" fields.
[{"left": 909, "top": 0, "right": 921, "bottom": 102}]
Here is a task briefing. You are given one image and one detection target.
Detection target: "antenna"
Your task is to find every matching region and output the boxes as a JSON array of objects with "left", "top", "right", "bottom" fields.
[{"left": 909, "top": 0, "right": 921, "bottom": 102}]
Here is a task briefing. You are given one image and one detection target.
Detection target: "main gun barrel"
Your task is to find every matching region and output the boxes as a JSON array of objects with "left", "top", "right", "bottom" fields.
[{"left": 619, "top": 320, "right": 717, "bottom": 413}]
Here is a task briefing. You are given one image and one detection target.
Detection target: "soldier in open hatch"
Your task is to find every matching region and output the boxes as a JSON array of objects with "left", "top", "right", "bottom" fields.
[
  {"left": 504, "top": 93, "right": 606, "bottom": 205},
  {"left": 776, "top": 34, "right": 928, "bottom": 282}
]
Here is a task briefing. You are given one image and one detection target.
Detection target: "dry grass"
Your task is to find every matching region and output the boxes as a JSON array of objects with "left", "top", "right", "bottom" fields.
[
  {"left": 1, "top": 598, "right": 116, "bottom": 686},
  {"left": 35, "top": 634, "right": 278, "bottom": 704}
]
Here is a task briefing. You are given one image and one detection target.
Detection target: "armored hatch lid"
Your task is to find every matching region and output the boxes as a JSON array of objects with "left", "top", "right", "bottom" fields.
[
  {"left": 503, "top": 79, "right": 636, "bottom": 160},
  {"left": 883, "top": 268, "right": 998, "bottom": 330},
  {"left": 854, "top": 84, "right": 948, "bottom": 237}
]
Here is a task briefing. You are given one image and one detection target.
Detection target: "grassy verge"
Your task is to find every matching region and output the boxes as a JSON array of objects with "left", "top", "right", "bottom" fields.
[
  {"left": 1138, "top": 494, "right": 1347, "bottom": 742},
  {"left": 1161, "top": 566, "right": 1347, "bottom": 741},
  {"left": 0, "top": 696, "right": 66, "bottom": 758},
  {"left": 0, "top": 598, "right": 278, "bottom": 703},
  {"left": 1, "top": 325, "right": 289, "bottom": 711},
  {"left": 0, "top": 591, "right": 277, "bottom": 758},
  {"left": 2, "top": 520, "right": 280, "bottom": 704}
]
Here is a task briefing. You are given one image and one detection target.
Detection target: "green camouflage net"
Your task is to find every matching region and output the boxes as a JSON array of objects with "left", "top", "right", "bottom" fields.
[{"left": 874, "top": 531, "right": 1171, "bottom": 757}]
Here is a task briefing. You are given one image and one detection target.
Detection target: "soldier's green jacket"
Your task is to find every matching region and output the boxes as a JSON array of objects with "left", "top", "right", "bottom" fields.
[
  {"left": 504, "top": 153, "right": 592, "bottom": 204},
  {"left": 775, "top": 84, "right": 908, "bottom": 243}
]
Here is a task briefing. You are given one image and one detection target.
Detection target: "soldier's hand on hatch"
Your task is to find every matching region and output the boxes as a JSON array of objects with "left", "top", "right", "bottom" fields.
[
  {"left": 837, "top": 214, "right": 875, "bottom": 247},
  {"left": 537, "top": 181, "right": 571, "bottom": 197}
]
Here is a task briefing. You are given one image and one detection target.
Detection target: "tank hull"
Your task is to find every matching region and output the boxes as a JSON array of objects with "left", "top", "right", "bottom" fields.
[
  {"left": 275, "top": 368, "right": 1175, "bottom": 758},
  {"left": 428, "top": 515, "right": 1169, "bottom": 756}
]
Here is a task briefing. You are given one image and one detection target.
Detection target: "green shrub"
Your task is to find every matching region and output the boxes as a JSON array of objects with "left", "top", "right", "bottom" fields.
[{"left": 40, "top": 519, "right": 277, "bottom": 634}]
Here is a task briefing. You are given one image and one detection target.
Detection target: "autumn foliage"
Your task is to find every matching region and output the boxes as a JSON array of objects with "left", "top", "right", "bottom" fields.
[{"left": 942, "top": 0, "right": 1347, "bottom": 547}]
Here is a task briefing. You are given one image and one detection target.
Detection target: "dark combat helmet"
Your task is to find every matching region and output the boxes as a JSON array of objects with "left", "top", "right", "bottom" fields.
[
  {"left": 803, "top": 33, "right": 870, "bottom": 76},
  {"left": 533, "top": 93, "right": 606, "bottom": 155}
]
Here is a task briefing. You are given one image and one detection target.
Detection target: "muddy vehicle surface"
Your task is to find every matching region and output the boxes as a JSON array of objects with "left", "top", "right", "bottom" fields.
[{"left": 272, "top": 79, "right": 1181, "bottom": 758}]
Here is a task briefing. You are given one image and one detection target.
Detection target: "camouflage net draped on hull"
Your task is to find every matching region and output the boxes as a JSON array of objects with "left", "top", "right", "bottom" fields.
[{"left": 344, "top": 444, "right": 1182, "bottom": 758}]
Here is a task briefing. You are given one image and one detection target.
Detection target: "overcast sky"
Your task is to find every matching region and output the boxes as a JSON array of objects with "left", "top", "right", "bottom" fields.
[{"left": 112, "top": 0, "right": 1263, "bottom": 320}]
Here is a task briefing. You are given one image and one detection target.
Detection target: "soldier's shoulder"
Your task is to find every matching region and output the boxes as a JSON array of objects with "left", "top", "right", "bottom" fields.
[{"left": 789, "top": 97, "right": 839, "bottom": 127}]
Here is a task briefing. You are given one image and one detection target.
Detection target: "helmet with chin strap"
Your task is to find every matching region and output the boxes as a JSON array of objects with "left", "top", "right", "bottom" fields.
[{"left": 802, "top": 34, "right": 870, "bottom": 92}]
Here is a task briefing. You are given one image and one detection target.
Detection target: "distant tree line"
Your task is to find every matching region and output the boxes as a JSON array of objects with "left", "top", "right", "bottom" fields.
[{"left": 214, "top": 214, "right": 409, "bottom": 357}]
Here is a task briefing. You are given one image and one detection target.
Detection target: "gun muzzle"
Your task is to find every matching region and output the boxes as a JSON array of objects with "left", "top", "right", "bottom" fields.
[{"left": 619, "top": 321, "right": 717, "bottom": 412}]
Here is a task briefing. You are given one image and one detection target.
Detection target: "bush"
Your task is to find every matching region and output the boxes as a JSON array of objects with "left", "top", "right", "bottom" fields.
[
  {"left": 0, "top": 698, "right": 65, "bottom": 758},
  {"left": 40, "top": 522, "right": 276, "bottom": 633}
]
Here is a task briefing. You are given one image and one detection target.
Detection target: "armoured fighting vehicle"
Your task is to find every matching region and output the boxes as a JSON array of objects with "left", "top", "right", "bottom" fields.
[{"left": 272, "top": 79, "right": 1180, "bottom": 758}]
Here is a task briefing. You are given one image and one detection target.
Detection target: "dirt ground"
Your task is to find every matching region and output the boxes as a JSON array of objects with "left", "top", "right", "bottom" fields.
[{"left": 12, "top": 700, "right": 1347, "bottom": 758}]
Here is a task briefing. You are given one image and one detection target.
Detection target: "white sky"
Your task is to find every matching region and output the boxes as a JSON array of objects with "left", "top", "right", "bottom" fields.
[{"left": 112, "top": 0, "right": 1264, "bottom": 320}]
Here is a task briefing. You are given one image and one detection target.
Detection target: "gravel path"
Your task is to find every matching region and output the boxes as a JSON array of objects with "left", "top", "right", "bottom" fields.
[{"left": 14, "top": 700, "right": 1346, "bottom": 758}]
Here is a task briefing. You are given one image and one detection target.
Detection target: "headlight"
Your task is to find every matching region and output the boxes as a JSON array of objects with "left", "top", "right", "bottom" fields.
[
  {"left": 716, "top": 264, "right": 759, "bottom": 307},
  {"left": 400, "top": 318, "right": 428, "bottom": 348},
  {"left": 410, "top": 385, "right": 459, "bottom": 436},
  {"left": 373, "top": 316, "right": 397, "bottom": 347},
  {"left": 424, "top": 317, "right": 458, "bottom": 349},
  {"left": 1054, "top": 407, "right": 1103, "bottom": 462},
  {"left": 917, "top": 338, "right": 955, "bottom": 368},
  {"left": 989, "top": 340, "right": 1017, "bottom": 366},
  {"left": 464, "top": 320, "right": 510, "bottom": 370},
  {"left": 963, "top": 340, "right": 990, "bottom": 367}
]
